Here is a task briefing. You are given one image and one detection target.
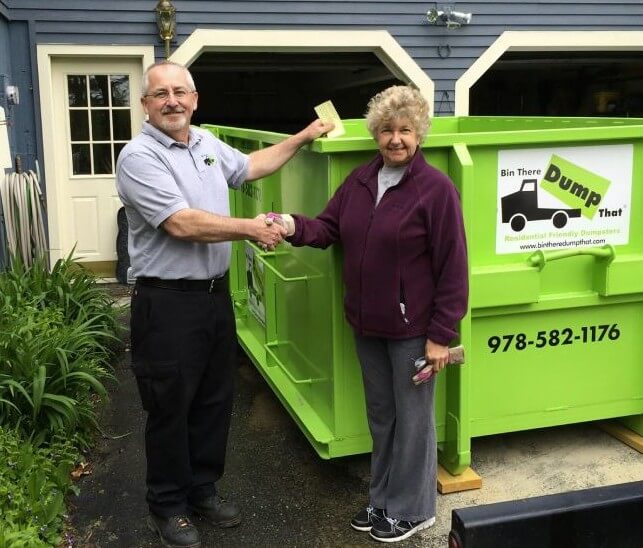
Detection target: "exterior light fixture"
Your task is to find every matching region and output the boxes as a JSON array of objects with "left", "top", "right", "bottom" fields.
[
  {"left": 155, "top": 0, "right": 176, "bottom": 59},
  {"left": 5, "top": 85, "right": 19, "bottom": 105},
  {"left": 427, "top": 4, "right": 472, "bottom": 29}
]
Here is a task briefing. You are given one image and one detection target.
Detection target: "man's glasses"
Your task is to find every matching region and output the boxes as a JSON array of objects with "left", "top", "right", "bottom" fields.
[{"left": 144, "top": 89, "right": 194, "bottom": 101}]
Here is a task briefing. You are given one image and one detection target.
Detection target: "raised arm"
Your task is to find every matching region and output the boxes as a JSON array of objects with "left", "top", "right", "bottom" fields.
[{"left": 246, "top": 119, "right": 334, "bottom": 181}]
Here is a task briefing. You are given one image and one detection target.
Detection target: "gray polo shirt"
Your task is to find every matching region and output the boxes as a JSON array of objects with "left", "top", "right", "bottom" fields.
[{"left": 116, "top": 122, "right": 249, "bottom": 279}]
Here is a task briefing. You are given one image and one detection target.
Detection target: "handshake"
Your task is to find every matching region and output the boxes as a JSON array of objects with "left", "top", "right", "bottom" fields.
[{"left": 253, "top": 212, "right": 296, "bottom": 251}]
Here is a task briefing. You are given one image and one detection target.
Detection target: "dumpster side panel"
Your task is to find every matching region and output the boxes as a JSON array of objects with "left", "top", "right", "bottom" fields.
[
  {"left": 470, "top": 302, "right": 643, "bottom": 437},
  {"left": 466, "top": 133, "right": 643, "bottom": 440}
]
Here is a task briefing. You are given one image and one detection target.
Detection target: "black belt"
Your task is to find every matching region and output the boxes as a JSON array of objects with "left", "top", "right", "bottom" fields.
[{"left": 136, "top": 272, "right": 229, "bottom": 293}]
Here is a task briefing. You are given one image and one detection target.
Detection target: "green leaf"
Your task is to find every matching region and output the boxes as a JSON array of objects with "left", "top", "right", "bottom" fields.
[{"left": 31, "top": 366, "right": 46, "bottom": 420}]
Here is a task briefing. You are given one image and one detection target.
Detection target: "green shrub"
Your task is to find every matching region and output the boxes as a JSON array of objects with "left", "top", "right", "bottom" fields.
[
  {"left": 0, "top": 254, "right": 122, "bottom": 544},
  {"left": 0, "top": 253, "right": 120, "bottom": 446},
  {"left": 0, "top": 427, "right": 80, "bottom": 548},
  {"left": 0, "top": 303, "right": 113, "bottom": 445},
  {"left": 0, "top": 253, "right": 120, "bottom": 342}
]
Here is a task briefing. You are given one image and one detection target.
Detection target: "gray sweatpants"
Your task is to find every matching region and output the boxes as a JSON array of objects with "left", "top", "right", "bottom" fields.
[{"left": 354, "top": 334, "right": 437, "bottom": 522}]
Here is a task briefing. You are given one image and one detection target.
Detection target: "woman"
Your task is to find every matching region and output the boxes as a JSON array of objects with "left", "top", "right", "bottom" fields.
[{"left": 274, "top": 86, "right": 468, "bottom": 543}]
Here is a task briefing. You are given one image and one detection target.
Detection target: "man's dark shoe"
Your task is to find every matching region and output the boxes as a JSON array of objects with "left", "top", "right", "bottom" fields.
[
  {"left": 369, "top": 514, "right": 435, "bottom": 543},
  {"left": 189, "top": 495, "right": 242, "bottom": 528},
  {"left": 350, "top": 505, "right": 385, "bottom": 531},
  {"left": 146, "top": 513, "right": 200, "bottom": 548}
]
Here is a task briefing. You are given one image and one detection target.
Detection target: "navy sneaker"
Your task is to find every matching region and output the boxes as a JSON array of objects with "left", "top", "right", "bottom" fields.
[
  {"left": 350, "top": 505, "right": 385, "bottom": 532},
  {"left": 369, "top": 514, "right": 435, "bottom": 543}
]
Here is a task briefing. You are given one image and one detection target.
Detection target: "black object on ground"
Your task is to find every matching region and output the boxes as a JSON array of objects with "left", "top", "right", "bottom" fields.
[{"left": 449, "top": 480, "right": 643, "bottom": 548}]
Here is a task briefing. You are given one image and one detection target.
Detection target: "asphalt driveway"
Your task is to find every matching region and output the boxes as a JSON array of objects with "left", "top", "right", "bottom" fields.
[{"left": 68, "top": 288, "right": 643, "bottom": 547}]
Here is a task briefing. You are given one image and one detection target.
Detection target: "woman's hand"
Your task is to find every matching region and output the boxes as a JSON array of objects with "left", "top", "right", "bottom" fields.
[
  {"left": 252, "top": 214, "right": 286, "bottom": 250},
  {"left": 425, "top": 339, "right": 449, "bottom": 373},
  {"left": 261, "top": 212, "right": 296, "bottom": 236}
]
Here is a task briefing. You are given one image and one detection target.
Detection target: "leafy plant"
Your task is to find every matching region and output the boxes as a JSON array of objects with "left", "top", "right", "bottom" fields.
[
  {"left": 0, "top": 252, "right": 122, "bottom": 544},
  {"left": 0, "top": 252, "right": 121, "bottom": 343},
  {"left": 0, "top": 252, "right": 120, "bottom": 445},
  {"left": 0, "top": 427, "right": 80, "bottom": 548},
  {"left": 0, "top": 304, "right": 113, "bottom": 443}
]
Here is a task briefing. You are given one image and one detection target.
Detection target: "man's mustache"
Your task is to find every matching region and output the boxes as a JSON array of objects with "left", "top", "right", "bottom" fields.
[{"left": 161, "top": 107, "right": 186, "bottom": 114}]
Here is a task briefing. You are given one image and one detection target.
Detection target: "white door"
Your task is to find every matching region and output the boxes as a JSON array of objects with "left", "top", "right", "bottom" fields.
[{"left": 49, "top": 57, "right": 145, "bottom": 264}]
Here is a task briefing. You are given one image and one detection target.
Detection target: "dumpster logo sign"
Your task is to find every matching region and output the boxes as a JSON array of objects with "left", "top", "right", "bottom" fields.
[
  {"left": 540, "top": 155, "right": 610, "bottom": 220},
  {"left": 496, "top": 145, "right": 632, "bottom": 255}
]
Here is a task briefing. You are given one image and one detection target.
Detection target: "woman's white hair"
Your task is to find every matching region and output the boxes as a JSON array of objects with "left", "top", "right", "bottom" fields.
[
  {"left": 365, "top": 85, "right": 431, "bottom": 142},
  {"left": 141, "top": 61, "right": 196, "bottom": 95}
]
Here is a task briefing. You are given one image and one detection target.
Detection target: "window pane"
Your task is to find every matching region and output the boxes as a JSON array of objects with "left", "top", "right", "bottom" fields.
[
  {"left": 111, "top": 75, "right": 130, "bottom": 107},
  {"left": 72, "top": 144, "right": 91, "bottom": 175},
  {"left": 68, "top": 75, "right": 87, "bottom": 107},
  {"left": 114, "top": 142, "right": 127, "bottom": 164},
  {"left": 90, "top": 75, "right": 109, "bottom": 106},
  {"left": 112, "top": 110, "right": 131, "bottom": 140},
  {"left": 91, "top": 109, "right": 111, "bottom": 141},
  {"left": 69, "top": 110, "right": 90, "bottom": 141},
  {"left": 93, "top": 143, "right": 112, "bottom": 174}
]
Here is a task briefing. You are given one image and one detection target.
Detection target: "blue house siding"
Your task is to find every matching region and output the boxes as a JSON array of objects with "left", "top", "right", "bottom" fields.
[
  {"left": 7, "top": 22, "right": 37, "bottom": 170},
  {"left": 1, "top": 0, "right": 642, "bottom": 270},
  {"left": 5, "top": 1, "right": 642, "bottom": 116},
  {"left": 0, "top": 1, "right": 641, "bottom": 132},
  {"left": 1, "top": 13, "right": 38, "bottom": 174},
  {"left": 0, "top": 7, "right": 13, "bottom": 154},
  {"left": 1, "top": 5, "right": 11, "bottom": 268}
]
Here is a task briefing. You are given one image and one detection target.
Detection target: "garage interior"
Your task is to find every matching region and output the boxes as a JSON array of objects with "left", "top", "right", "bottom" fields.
[
  {"left": 470, "top": 51, "right": 643, "bottom": 117},
  {"left": 189, "top": 51, "right": 404, "bottom": 133},
  {"left": 187, "top": 49, "right": 643, "bottom": 131}
]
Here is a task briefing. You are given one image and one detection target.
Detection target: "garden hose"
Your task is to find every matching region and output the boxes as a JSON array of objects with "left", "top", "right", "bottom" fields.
[{"left": 0, "top": 169, "right": 48, "bottom": 267}]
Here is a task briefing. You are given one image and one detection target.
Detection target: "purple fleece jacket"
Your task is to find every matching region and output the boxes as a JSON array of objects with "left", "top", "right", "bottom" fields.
[{"left": 288, "top": 151, "right": 468, "bottom": 344}]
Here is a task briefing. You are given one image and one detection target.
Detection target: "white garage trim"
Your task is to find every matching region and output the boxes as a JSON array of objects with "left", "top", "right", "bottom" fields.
[
  {"left": 169, "top": 29, "right": 434, "bottom": 113},
  {"left": 456, "top": 31, "right": 643, "bottom": 115}
]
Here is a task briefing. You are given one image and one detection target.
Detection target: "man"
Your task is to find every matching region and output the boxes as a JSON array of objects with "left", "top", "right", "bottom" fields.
[{"left": 116, "top": 60, "right": 333, "bottom": 548}]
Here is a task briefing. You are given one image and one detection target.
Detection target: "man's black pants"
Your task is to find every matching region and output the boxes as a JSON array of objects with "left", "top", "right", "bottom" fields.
[{"left": 130, "top": 280, "right": 236, "bottom": 518}]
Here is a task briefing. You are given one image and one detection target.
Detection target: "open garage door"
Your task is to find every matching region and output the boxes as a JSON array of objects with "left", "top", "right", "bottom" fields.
[
  {"left": 171, "top": 29, "right": 434, "bottom": 132},
  {"left": 470, "top": 51, "right": 643, "bottom": 117},
  {"left": 190, "top": 51, "right": 403, "bottom": 133},
  {"left": 456, "top": 31, "right": 643, "bottom": 117}
]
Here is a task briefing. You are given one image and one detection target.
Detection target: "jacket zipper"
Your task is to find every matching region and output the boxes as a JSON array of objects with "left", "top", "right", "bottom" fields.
[
  {"left": 399, "top": 278, "right": 410, "bottom": 324},
  {"left": 358, "top": 200, "right": 376, "bottom": 333}
]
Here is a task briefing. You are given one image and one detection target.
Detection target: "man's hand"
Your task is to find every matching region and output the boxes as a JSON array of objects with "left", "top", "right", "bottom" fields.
[
  {"left": 425, "top": 339, "right": 449, "bottom": 373},
  {"left": 302, "top": 119, "right": 335, "bottom": 141},
  {"left": 261, "top": 212, "right": 295, "bottom": 237},
  {"left": 252, "top": 215, "right": 286, "bottom": 250}
]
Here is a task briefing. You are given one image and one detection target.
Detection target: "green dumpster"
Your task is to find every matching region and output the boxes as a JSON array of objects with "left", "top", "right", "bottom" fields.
[{"left": 203, "top": 117, "right": 643, "bottom": 474}]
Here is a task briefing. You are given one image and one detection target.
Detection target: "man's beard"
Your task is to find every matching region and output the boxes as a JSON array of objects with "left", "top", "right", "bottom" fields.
[{"left": 159, "top": 113, "right": 188, "bottom": 132}]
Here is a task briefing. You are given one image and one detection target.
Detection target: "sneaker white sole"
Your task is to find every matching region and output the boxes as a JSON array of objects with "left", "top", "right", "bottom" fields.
[
  {"left": 350, "top": 522, "right": 373, "bottom": 532},
  {"left": 369, "top": 516, "right": 436, "bottom": 543}
]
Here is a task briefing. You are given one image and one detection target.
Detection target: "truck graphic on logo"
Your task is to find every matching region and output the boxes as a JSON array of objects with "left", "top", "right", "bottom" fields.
[{"left": 501, "top": 178, "right": 581, "bottom": 232}]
